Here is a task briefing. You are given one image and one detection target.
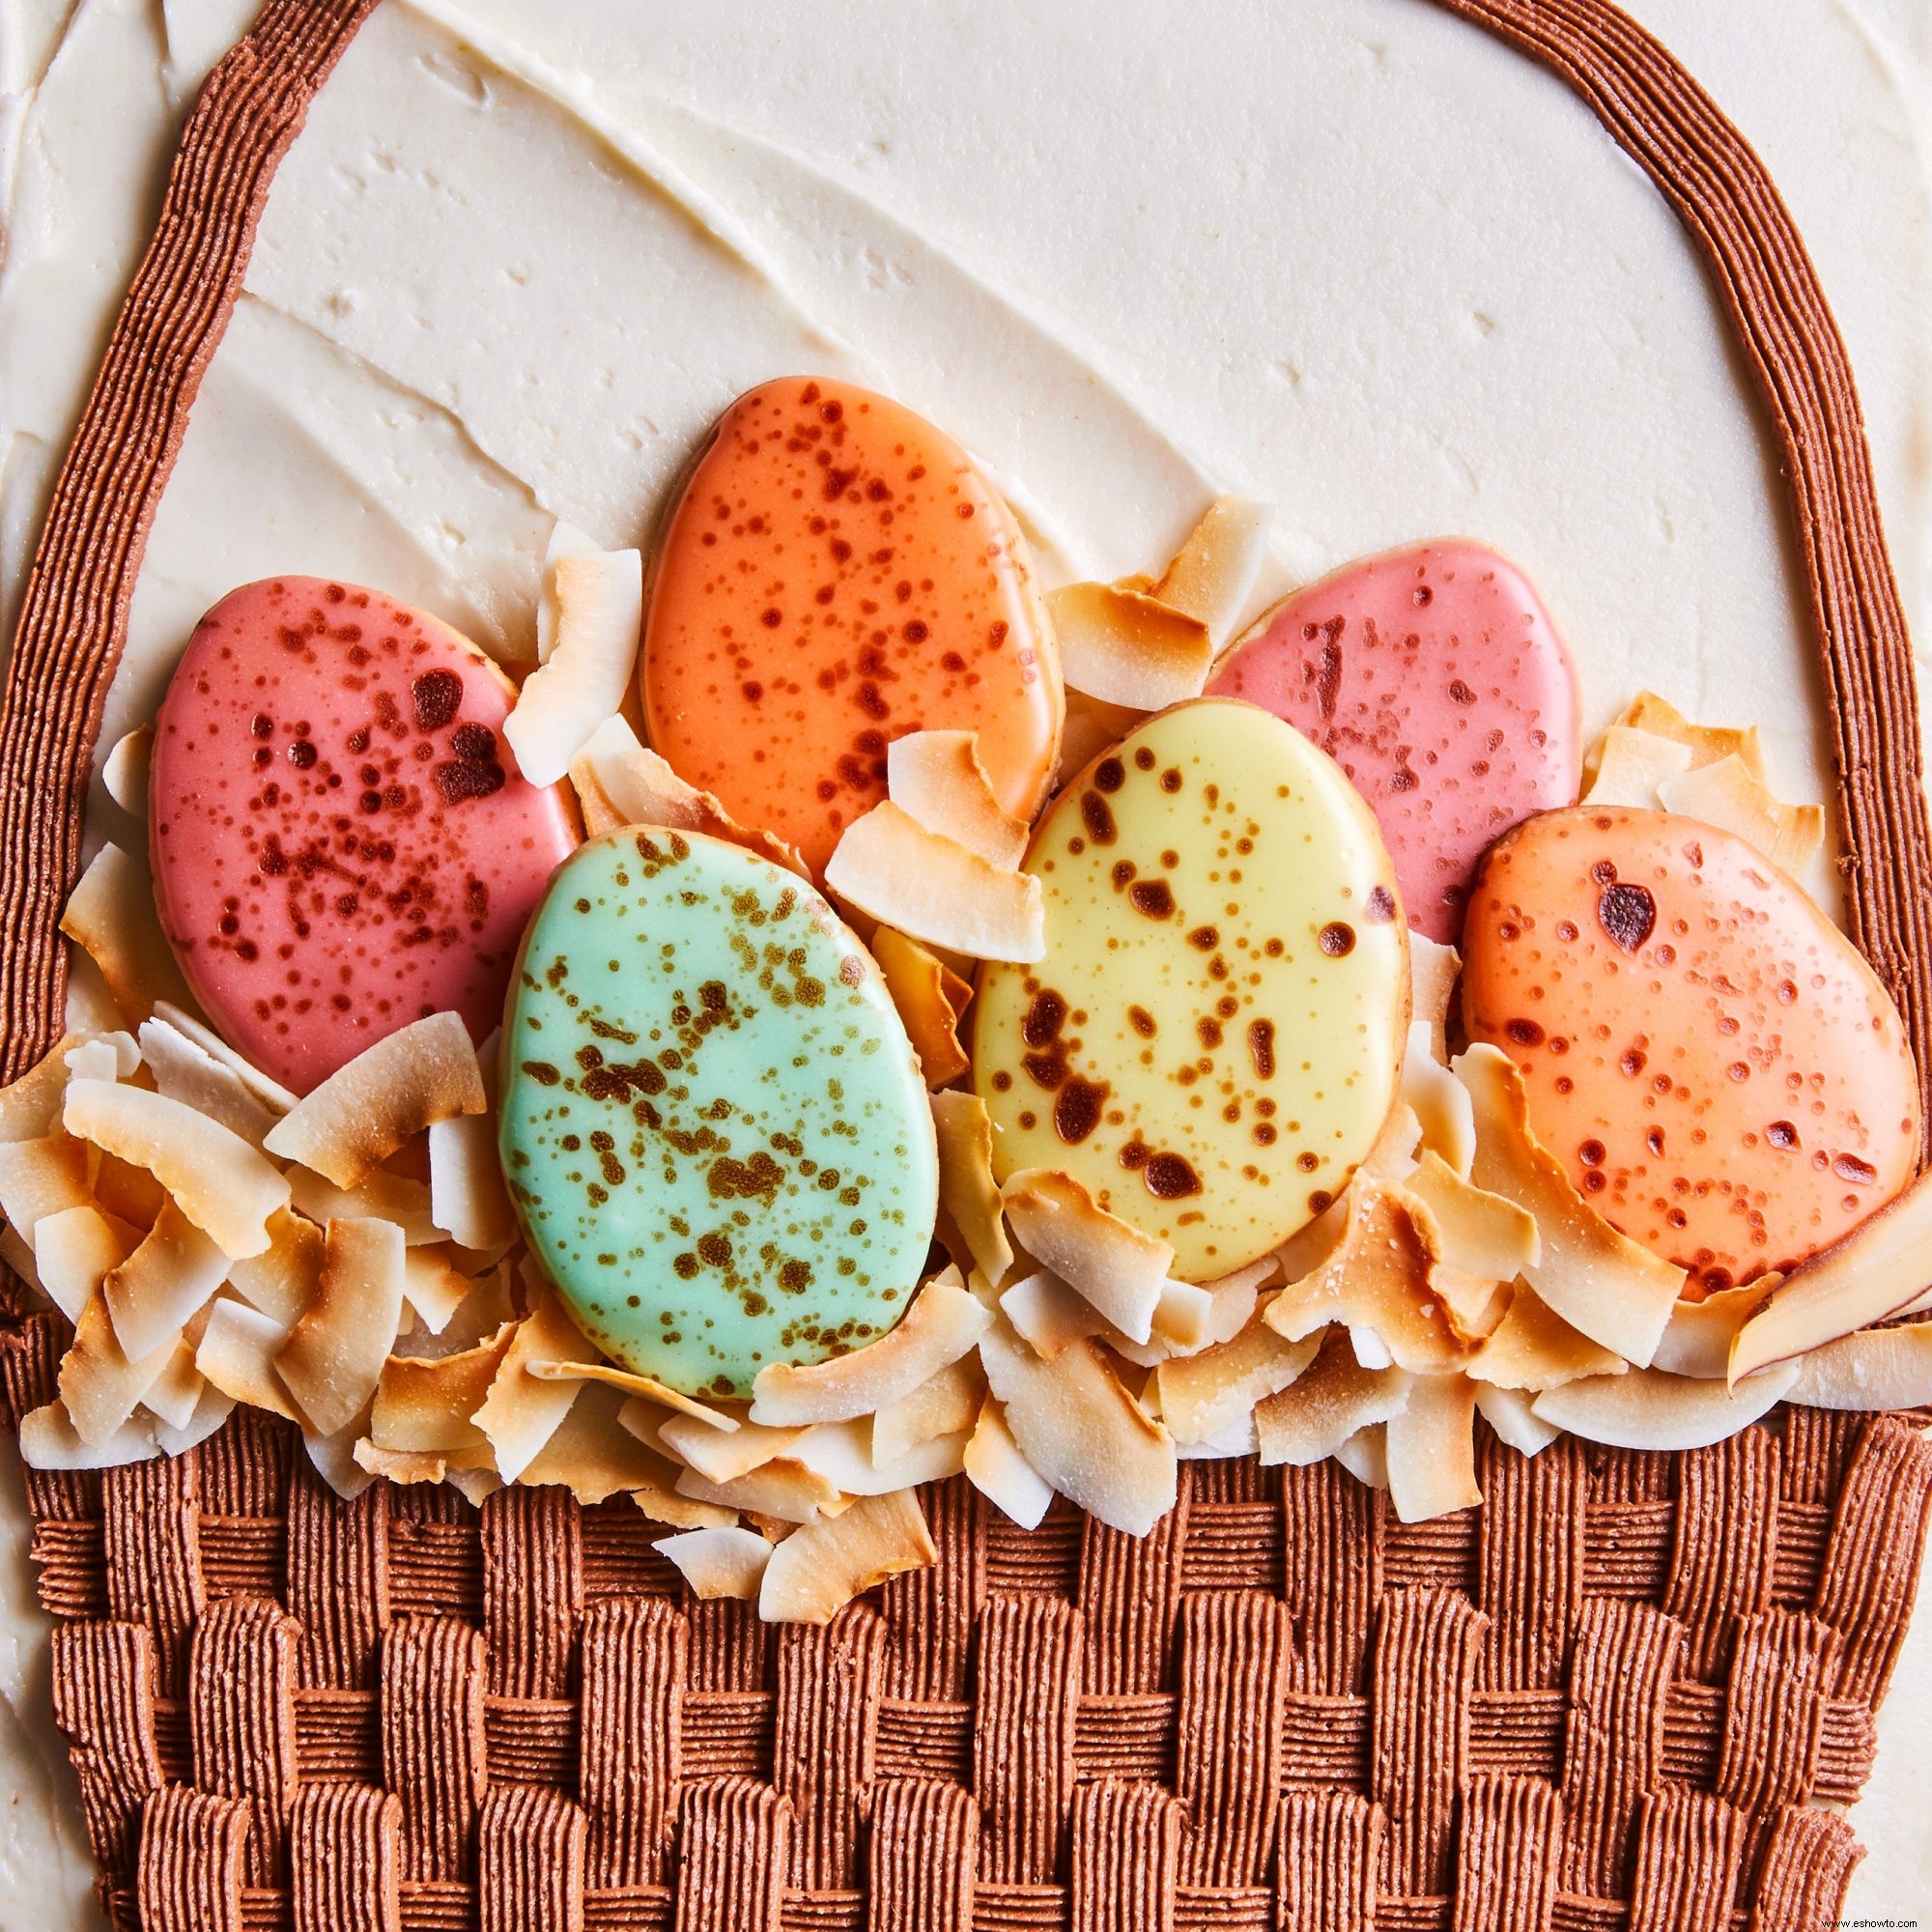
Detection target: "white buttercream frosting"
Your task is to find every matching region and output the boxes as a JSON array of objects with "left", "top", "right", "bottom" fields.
[{"left": 1, "top": 0, "right": 1929, "bottom": 1921}]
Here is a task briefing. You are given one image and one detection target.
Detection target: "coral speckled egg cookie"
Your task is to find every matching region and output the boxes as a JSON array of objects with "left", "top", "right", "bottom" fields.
[
  {"left": 151, "top": 578, "right": 579, "bottom": 1094},
  {"left": 499, "top": 827, "right": 938, "bottom": 1397},
  {"left": 1208, "top": 540, "right": 1580, "bottom": 943},
  {"left": 641, "top": 376, "right": 1062, "bottom": 875},
  {"left": 1462, "top": 803, "right": 1922, "bottom": 1291},
  {"left": 973, "top": 698, "right": 1410, "bottom": 1280}
]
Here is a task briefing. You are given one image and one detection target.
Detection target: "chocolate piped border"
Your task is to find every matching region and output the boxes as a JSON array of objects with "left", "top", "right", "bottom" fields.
[{"left": 0, "top": 0, "right": 381, "bottom": 1083}]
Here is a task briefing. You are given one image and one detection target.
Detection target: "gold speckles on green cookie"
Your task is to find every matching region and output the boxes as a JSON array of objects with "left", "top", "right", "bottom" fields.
[{"left": 500, "top": 827, "right": 937, "bottom": 1398}]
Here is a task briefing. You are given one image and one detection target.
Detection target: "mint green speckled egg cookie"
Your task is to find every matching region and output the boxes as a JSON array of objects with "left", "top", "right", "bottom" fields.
[{"left": 499, "top": 828, "right": 938, "bottom": 1398}]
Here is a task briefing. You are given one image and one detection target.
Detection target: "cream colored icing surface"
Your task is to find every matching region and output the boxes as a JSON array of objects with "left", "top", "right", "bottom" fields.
[{"left": 2, "top": 0, "right": 1931, "bottom": 1920}]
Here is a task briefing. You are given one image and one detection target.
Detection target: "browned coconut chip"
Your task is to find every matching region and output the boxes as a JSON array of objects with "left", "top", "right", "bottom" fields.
[
  {"left": 962, "top": 1397, "right": 1055, "bottom": 1528},
  {"left": 369, "top": 1324, "right": 515, "bottom": 1454},
  {"left": 1454, "top": 1045, "right": 1684, "bottom": 1366},
  {"left": 1385, "top": 1374, "right": 1482, "bottom": 1522},
  {"left": 526, "top": 1358, "right": 740, "bottom": 1430},
  {"left": 136, "top": 1015, "right": 281, "bottom": 1145},
  {"left": 749, "top": 1268, "right": 988, "bottom": 1426},
  {"left": 1047, "top": 581, "right": 1212, "bottom": 710},
  {"left": 1154, "top": 1313, "right": 1321, "bottom": 1445},
  {"left": 353, "top": 1443, "right": 466, "bottom": 1485},
  {"left": 886, "top": 730, "right": 1032, "bottom": 869},
  {"left": 224, "top": 1208, "right": 325, "bottom": 1328},
  {"left": 758, "top": 1487, "right": 936, "bottom": 1624},
  {"left": 100, "top": 725, "right": 153, "bottom": 816},
  {"left": 502, "top": 546, "right": 642, "bottom": 786},
  {"left": 264, "top": 1012, "right": 486, "bottom": 1188},
  {"left": 1254, "top": 1330, "right": 1414, "bottom": 1466},
  {"left": 1582, "top": 724, "right": 1695, "bottom": 807},
  {"left": 999, "top": 1268, "right": 1109, "bottom": 1362},
  {"left": 979, "top": 1321, "right": 1176, "bottom": 1536},
  {"left": 1615, "top": 689, "right": 1769, "bottom": 781},
  {"left": 789, "top": 1417, "right": 969, "bottom": 1495},
  {"left": 1401, "top": 1039, "right": 1475, "bottom": 1177},
  {"left": 399, "top": 1245, "right": 473, "bottom": 1335},
  {"left": 1473, "top": 1383, "right": 1562, "bottom": 1458},
  {"left": 825, "top": 801, "right": 1044, "bottom": 962},
  {"left": 287, "top": 1164, "right": 442, "bottom": 1244},
  {"left": 657, "top": 1414, "right": 803, "bottom": 1484},
  {"left": 1650, "top": 1283, "right": 1770, "bottom": 1379},
  {"left": 1533, "top": 1361, "right": 1798, "bottom": 1450},
  {"left": 931, "top": 1090, "right": 1013, "bottom": 1284},
  {"left": 195, "top": 1298, "right": 300, "bottom": 1422},
  {"left": 59, "top": 842, "right": 198, "bottom": 1024},
  {"left": 428, "top": 1109, "right": 518, "bottom": 1253},
  {"left": 656, "top": 1524, "right": 776, "bottom": 1601},
  {"left": 1001, "top": 1167, "right": 1172, "bottom": 1344},
  {"left": 1151, "top": 497, "right": 1271, "bottom": 645},
  {"left": 472, "top": 1289, "right": 596, "bottom": 1482},
  {"left": 519, "top": 1381, "right": 682, "bottom": 1505},
  {"left": 1727, "top": 1165, "right": 1932, "bottom": 1380},
  {"left": 871, "top": 925, "right": 973, "bottom": 1089},
  {"left": 92, "top": 1153, "right": 164, "bottom": 1230},
  {"left": 1786, "top": 1325, "right": 1932, "bottom": 1409},
  {"left": 18, "top": 1401, "right": 156, "bottom": 1471},
  {"left": 872, "top": 1355, "right": 985, "bottom": 1465},
  {"left": 59, "top": 1295, "right": 179, "bottom": 1444},
  {"left": 1658, "top": 755, "right": 1828, "bottom": 876},
  {"left": 103, "top": 1196, "right": 230, "bottom": 1360},
  {"left": 150, "top": 1001, "right": 299, "bottom": 1113},
  {"left": 0, "top": 1132, "right": 98, "bottom": 1250},
  {"left": 674, "top": 1457, "right": 841, "bottom": 1525},
  {"left": 33, "top": 1204, "right": 141, "bottom": 1323},
  {"left": 1407, "top": 933, "right": 1461, "bottom": 1066},
  {"left": 566, "top": 715, "right": 809, "bottom": 876},
  {"left": 0, "top": 1032, "right": 85, "bottom": 1142},
  {"left": 1056, "top": 689, "right": 1148, "bottom": 780},
  {"left": 1403, "top": 1152, "right": 1540, "bottom": 1281},
  {"left": 142, "top": 1341, "right": 207, "bottom": 1432},
  {"left": 1464, "top": 1285, "right": 1626, "bottom": 1391},
  {"left": 275, "top": 1218, "right": 407, "bottom": 1436},
  {"left": 64, "top": 1081, "right": 288, "bottom": 1260}
]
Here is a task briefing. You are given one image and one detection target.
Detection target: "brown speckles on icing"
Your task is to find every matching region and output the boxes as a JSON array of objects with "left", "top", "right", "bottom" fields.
[{"left": 1597, "top": 880, "right": 1656, "bottom": 952}]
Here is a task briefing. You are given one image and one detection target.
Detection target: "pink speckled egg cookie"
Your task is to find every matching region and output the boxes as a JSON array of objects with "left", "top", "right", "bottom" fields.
[
  {"left": 1462, "top": 803, "right": 1921, "bottom": 1293},
  {"left": 1208, "top": 540, "right": 1580, "bottom": 942},
  {"left": 152, "top": 578, "right": 579, "bottom": 1094}
]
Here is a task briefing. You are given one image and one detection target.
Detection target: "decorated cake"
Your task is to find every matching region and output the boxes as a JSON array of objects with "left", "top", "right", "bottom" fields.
[{"left": 0, "top": 1, "right": 1929, "bottom": 1926}]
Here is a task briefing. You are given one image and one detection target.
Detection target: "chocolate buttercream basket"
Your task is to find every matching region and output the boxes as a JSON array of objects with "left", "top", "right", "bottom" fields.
[{"left": 1, "top": 1, "right": 1929, "bottom": 1929}]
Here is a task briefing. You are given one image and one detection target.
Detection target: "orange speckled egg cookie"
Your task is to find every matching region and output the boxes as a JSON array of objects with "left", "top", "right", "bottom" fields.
[
  {"left": 641, "top": 376, "right": 1062, "bottom": 875},
  {"left": 1461, "top": 804, "right": 1921, "bottom": 1292}
]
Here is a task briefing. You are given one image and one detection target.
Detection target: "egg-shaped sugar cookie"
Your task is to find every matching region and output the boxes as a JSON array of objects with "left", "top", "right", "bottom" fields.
[
  {"left": 641, "top": 376, "right": 1062, "bottom": 875},
  {"left": 1208, "top": 540, "right": 1580, "bottom": 943},
  {"left": 1462, "top": 804, "right": 1921, "bottom": 1293},
  {"left": 499, "top": 828, "right": 938, "bottom": 1399},
  {"left": 973, "top": 698, "right": 1409, "bottom": 1280},
  {"left": 152, "top": 578, "right": 579, "bottom": 1094}
]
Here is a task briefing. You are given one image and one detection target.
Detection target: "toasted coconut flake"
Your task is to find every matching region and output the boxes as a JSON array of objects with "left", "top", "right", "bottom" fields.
[
  {"left": 275, "top": 1218, "right": 407, "bottom": 1436},
  {"left": 104, "top": 1197, "right": 229, "bottom": 1361},
  {"left": 527, "top": 1358, "right": 739, "bottom": 1429},
  {"left": 1385, "top": 1375, "right": 1482, "bottom": 1522},
  {"left": 101, "top": 725, "right": 154, "bottom": 816},
  {"left": 657, "top": 1525, "right": 774, "bottom": 1601},
  {"left": 963, "top": 1397, "right": 1055, "bottom": 1528},
  {"left": 60, "top": 1295, "right": 179, "bottom": 1444},
  {"left": 630, "top": 1482, "right": 737, "bottom": 1531},
  {"left": 758, "top": 1487, "right": 936, "bottom": 1625},
  {"left": 567, "top": 714, "right": 808, "bottom": 874},
  {"left": 931, "top": 1091, "right": 1013, "bottom": 1284},
  {"left": 0, "top": 1224, "right": 38, "bottom": 1293},
  {"left": 288, "top": 1165, "right": 441, "bottom": 1245},
  {"left": 1362, "top": 1100, "right": 1422, "bottom": 1181},
  {"left": 1334, "top": 1425, "right": 1389, "bottom": 1491},
  {"left": 428, "top": 1110, "right": 517, "bottom": 1253},
  {"left": 137, "top": 1017, "right": 280, "bottom": 1145},
  {"left": 1619, "top": 690, "right": 1769, "bottom": 781},
  {"left": 1534, "top": 1361, "right": 1796, "bottom": 1449},
  {"left": 887, "top": 731, "right": 1030, "bottom": 868},
  {"left": 34, "top": 1204, "right": 141, "bottom": 1322},
  {"left": 871, "top": 926, "right": 972, "bottom": 1089},
  {"left": 1408, "top": 932, "right": 1461, "bottom": 1065},
  {"left": 790, "top": 1416, "right": 968, "bottom": 1494},
  {"left": 1254, "top": 1330, "right": 1413, "bottom": 1466},
  {"left": 826, "top": 801, "right": 1043, "bottom": 962},
  {"left": 872, "top": 1355, "right": 985, "bottom": 1465},
  {"left": 1786, "top": 1325, "right": 1932, "bottom": 1410},
  {"left": 59, "top": 842, "right": 198, "bottom": 1025},
  {"left": 1057, "top": 689, "right": 1148, "bottom": 779},
  {"left": 224, "top": 1208, "right": 324, "bottom": 1328},
  {"left": 1149, "top": 1279, "right": 1215, "bottom": 1354},
  {"left": 535, "top": 519, "right": 600, "bottom": 662},
  {"left": 1658, "top": 754, "right": 1827, "bottom": 876},
  {"left": 152, "top": 1382, "right": 235, "bottom": 1456},
  {"left": 141, "top": 1342, "right": 206, "bottom": 1432},
  {"left": 1151, "top": 497, "right": 1271, "bottom": 645},
  {"left": 353, "top": 1442, "right": 453, "bottom": 1484},
  {"left": 1155, "top": 1315, "right": 1321, "bottom": 1444},
  {"left": 371, "top": 1325, "right": 513, "bottom": 1453},
  {"left": 472, "top": 1290, "right": 594, "bottom": 1482},
  {"left": 658, "top": 1413, "right": 802, "bottom": 1483},
  {"left": 1454, "top": 1045, "right": 1683, "bottom": 1366},
  {"left": 979, "top": 1321, "right": 1176, "bottom": 1536},
  {"left": 92, "top": 1154, "right": 163, "bottom": 1229},
  {"left": 150, "top": 1003, "right": 298, "bottom": 1114},
  {"left": 64, "top": 1080, "right": 287, "bottom": 1260},
  {"left": 62, "top": 1036, "right": 127, "bottom": 1086},
  {"left": 265, "top": 1013, "right": 485, "bottom": 1188},
  {"left": 1190, "top": 1257, "right": 1279, "bottom": 1354},
  {"left": 750, "top": 1267, "right": 988, "bottom": 1426},
  {"left": 0, "top": 1035, "right": 84, "bottom": 1142},
  {"left": 1405, "top": 1152, "right": 1539, "bottom": 1282},
  {"left": 1727, "top": 1167, "right": 1932, "bottom": 1382},
  {"left": 1002, "top": 1167, "right": 1172, "bottom": 1343},
  {"left": 1582, "top": 724, "right": 1694, "bottom": 807},
  {"left": 502, "top": 546, "right": 643, "bottom": 786},
  {"left": 1651, "top": 1284, "right": 1769, "bottom": 1380},
  {"left": 1000, "top": 1269, "right": 1107, "bottom": 1362},
  {"left": 300, "top": 1398, "right": 379, "bottom": 1500},
  {"left": 1473, "top": 1383, "right": 1562, "bottom": 1458},
  {"left": 520, "top": 1380, "right": 675, "bottom": 1503},
  {"left": 1464, "top": 1284, "right": 1625, "bottom": 1391},
  {"left": 19, "top": 1400, "right": 156, "bottom": 1470},
  {"left": 1047, "top": 580, "right": 1212, "bottom": 710},
  {"left": 0, "top": 1130, "right": 95, "bottom": 1241},
  {"left": 1175, "top": 1409, "right": 1259, "bottom": 1461},
  {"left": 675, "top": 1457, "right": 841, "bottom": 1525},
  {"left": 196, "top": 1298, "right": 299, "bottom": 1421},
  {"left": 1404, "top": 1032, "right": 1475, "bottom": 1177},
  {"left": 1264, "top": 1179, "right": 1470, "bottom": 1373},
  {"left": 401, "top": 1245, "right": 472, "bottom": 1336}
]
